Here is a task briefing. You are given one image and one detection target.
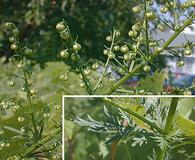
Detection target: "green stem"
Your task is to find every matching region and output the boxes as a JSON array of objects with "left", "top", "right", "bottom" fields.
[
  {"left": 124, "top": 143, "right": 132, "bottom": 160},
  {"left": 103, "top": 63, "right": 144, "bottom": 95},
  {"left": 94, "top": 30, "right": 117, "bottom": 92},
  {"left": 19, "top": 127, "right": 62, "bottom": 158},
  {"left": 164, "top": 97, "right": 179, "bottom": 134},
  {"left": 94, "top": 57, "right": 110, "bottom": 91},
  {"left": 23, "top": 71, "right": 39, "bottom": 141},
  {"left": 77, "top": 61, "right": 93, "bottom": 95},
  {"left": 103, "top": 98, "right": 164, "bottom": 134},
  {"left": 144, "top": 1, "right": 150, "bottom": 57},
  {"left": 103, "top": 16, "right": 194, "bottom": 95},
  {"left": 156, "top": 97, "right": 179, "bottom": 160},
  {"left": 61, "top": 22, "right": 93, "bottom": 95}
]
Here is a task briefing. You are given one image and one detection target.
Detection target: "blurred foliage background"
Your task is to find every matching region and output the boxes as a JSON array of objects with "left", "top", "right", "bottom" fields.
[{"left": 0, "top": 0, "right": 135, "bottom": 65}]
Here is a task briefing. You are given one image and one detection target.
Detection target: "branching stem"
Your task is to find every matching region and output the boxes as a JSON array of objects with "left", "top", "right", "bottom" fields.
[
  {"left": 94, "top": 30, "right": 117, "bottom": 92},
  {"left": 103, "top": 16, "right": 194, "bottom": 95},
  {"left": 103, "top": 98, "right": 164, "bottom": 134},
  {"left": 19, "top": 127, "right": 62, "bottom": 158},
  {"left": 23, "top": 69, "right": 39, "bottom": 141}
]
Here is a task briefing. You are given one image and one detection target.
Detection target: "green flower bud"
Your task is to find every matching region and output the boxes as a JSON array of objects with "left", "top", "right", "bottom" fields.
[
  {"left": 11, "top": 43, "right": 18, "bottom": 50},
  {"left": 73, "top": 42, "right": 81, "bottom": 51},
  {"left": 24, "top": 48, "right": 33, "bottom": 55},
  {"left": 4, "top": 22, "right": 13, "bottom": 29},
  {"left": 56, "top": 22, "right": 65, "bottom": 31},
  {"left": 60, "top": 30, "right": 69, "bottom": 40},
  {"left": 160, "top": 6, "right": 168, "bottom": 13},
  {"left": 60, "top": 50, "right": 69, "bottom": 58},
  {"left": 143, "top": 65, "right": 151, "bottom": 72},
  {"left": 177, "top": 60, "right": 185, "bottom": 67},
  {"left": 132, "top": 5, "right": 141, "bottom": 14},
  {"left": 106, "top": 36, "right": 112, "bottom": 42},
  {"left": 120, "top": 45, "right": 129, "bottom": 53}
]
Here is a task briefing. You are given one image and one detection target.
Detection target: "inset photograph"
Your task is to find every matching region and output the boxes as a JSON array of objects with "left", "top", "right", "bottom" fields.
[{"left": 64, "top": 96, "right": 195, "bottom": 160}]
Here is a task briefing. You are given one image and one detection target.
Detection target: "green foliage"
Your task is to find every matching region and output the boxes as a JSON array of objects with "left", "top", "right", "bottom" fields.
[
  {"left": 65, "top": 97, "right": 195, "bottom": 160},
  {"left": 0, "top": 0, "right": 135, "bottom": 64},
  {"left": 138, "top": 70, "right": 167, "bottom": 94}
]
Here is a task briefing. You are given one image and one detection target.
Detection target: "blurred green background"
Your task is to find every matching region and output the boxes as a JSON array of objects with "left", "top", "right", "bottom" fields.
[{"left": 0, "top": 0, "right": 135, "bottom": 65}]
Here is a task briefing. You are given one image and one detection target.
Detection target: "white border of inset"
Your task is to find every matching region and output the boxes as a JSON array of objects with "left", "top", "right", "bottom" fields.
[{"left": 62, "top": 95, "right": 195, "bottom": 159}]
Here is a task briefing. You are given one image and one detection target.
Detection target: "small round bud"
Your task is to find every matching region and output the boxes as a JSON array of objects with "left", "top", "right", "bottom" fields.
[
  {"left": 56, "top": 22, "right": 65, "bottom": 31},
  {"left": 124, "top": 54, "right": 130, "bottom": 61},
  {"left": 73, "top": 42, "right": 81, "bottom": 51},
  {"left": 132, "top": 23, "right": 141, "bottom": 31},
  {"left": 24, "top": 48, "right": 32, "bottom": 55},
  {"left": 60, "top": 50, "right": 69, "bottom": 58},
  {"left": 106, "top": 36, "right": 112, "bottom": 42},
  {"left": 145, "top": 11, "right": 156, "bottom": 20},
  {"left": 43, "top": 113, "right": 50, "bottom": 118},
  {"left": 120, "top": 45, "right": 129, "bottom": 53},
  {"left": 84, "top": 68, "right": 91, "bottom": 75},
  {"left": 115, "top": 30, "right": 121, "bottom": 37},
  {"left": 103, "top": 49, "right": 109, "bottom": 55},
  {"left": 60, "top": 30, "right": 69, "bottom": 40},
  {"left": 18, "top": 116, "right": 25, "bottom": 122},
  {"left": 129, "top": 53, "right": 136, "bottom": 59},
  {"left": 155, "top": 47, "right": 163, "bottom": 53},
  {"left": 80, "top": 82, "right": 85, "bottom": 88},
  {"left": 0, "top": 143, "right": 5, "bottom": 148},
  {"left": 17, "top": 61, "right": 24, "bottom": 69},
  {"left": 4, "top": 22, "right": 13, "bottom": 29},
  {"left": 157, "top": 24, "right": 166, "bottom": 32},
  {"left": 160, "top": 6, "right": 168, "bottom": 13},
  {"left": 181, "top": 2, "right": 190, "bottom": 9},
  {"left": 183, "top": 48, "right": 192, "bottom": 56},
  {"left": 60, "top": 74, "right": 68, "bottom": 80},
  {"left": 132, "top": 5, "right": 141, "bottom": 14},
  {"left": 13, "top": 29, "right": 19, "bottom": 35},
  {"left": 177, "top": 60, "right": 185, "bottom": 67},
  {"left": 128, "top": 30, "right": 137, "bottom": 37},
  {"left": 157, "top": 24, "right": 166, "bottom": 31},
  {"left": 54, "top": 105, "right": 61, "bottom": 110},
  {"left": 132, "top": 44, "right": 137, "bottom": 51},
  {"left": 9, "top": 37, "right": 15, "bottom": 43},
  {"left": 10, "top": 43, "right": 18, "bottom": 50},
  {"left": 92, "top": 63, "right": 99, "bottom": 70},
  {"left": 21, "top": 127, "right": 26, "bottom": 133},
  {"left": 71, "top": 53, "right": 78, "bottom": 61},
  {"left": 79, "top": 74, "right": 83, "bottom": 80},
  {"left": 143, "top": 65, "right": 151, "bottom": 72},
  {"left": 20, "top": 87, "right": 25, "bottom": 92},
  {"left": 137, "top": 35, "right": 144, "bottom": 42},
  {"left": 8, "top": 79, "right": 15, "bottom": 86},
  {"left": 149, "top": 41, "right": 156, "bottom": 47},
  {"left": 118, "top": 68, "right": 125, "bottom": 75},
  {"left": 113, "top": 45, "right": 120, "bottom": 51},
  {"left": 124, "top": 53, "right": 136, "bottom": 61},
  {"left": 148, "top": 1, "right": 154, "bottom": 5},
  {"left": 108, "top": 52, "right": 115, "bottom": 59},
  {"left": 30, "top": 88, "right": 37, "bottom": 96},
  {"left": 109, "top": 77, "right": 116, "bottom": 82}
]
